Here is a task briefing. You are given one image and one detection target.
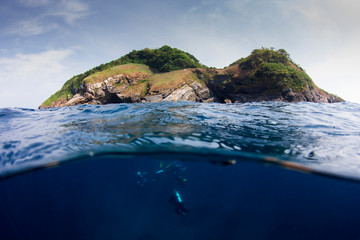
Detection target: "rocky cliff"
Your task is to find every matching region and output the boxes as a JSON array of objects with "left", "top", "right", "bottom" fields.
[{"left": 40, "top": 47, "right": 343, "bottom": 108}]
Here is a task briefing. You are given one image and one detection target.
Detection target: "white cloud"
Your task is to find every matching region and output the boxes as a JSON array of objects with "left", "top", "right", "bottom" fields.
[
  {"left": 0, "top": 49, "right": 74, "bottom": 108},
  {"left": 7, "top": 18, "right": 59, "bottom": 37},
  {"left": 8, "top": 0, "right": 91, "bottom": 36},
  {"left": 0, "top": 50, "right": 72, "bottom": 76},
  {"left": 277, "top": 0, "right": 360, "bottom": 40},
  {"left": 47, "top": 0, "right": 91, "bottom": 25}
]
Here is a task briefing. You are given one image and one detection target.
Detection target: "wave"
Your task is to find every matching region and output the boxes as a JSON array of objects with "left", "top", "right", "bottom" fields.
[{"left": 1, "top": 101, "right": 360, "bottom": 179}]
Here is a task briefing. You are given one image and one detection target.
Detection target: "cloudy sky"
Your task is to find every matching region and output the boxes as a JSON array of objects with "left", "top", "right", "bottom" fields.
[{"left": 0, "top": 0, "right": 359, "bottom": 108}]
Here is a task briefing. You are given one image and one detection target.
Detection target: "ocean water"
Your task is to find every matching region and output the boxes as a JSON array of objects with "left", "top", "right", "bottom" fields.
[{"left": 1, "top": 101, "right": 360, "bottom": 239}]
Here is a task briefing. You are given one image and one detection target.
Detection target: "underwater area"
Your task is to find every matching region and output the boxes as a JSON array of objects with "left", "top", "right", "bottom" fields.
[{"left": 1, "top": 102, "right": 360, "bottom": 239}]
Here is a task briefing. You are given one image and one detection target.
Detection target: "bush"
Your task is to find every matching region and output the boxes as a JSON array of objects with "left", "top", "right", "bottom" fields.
[
  {"left": 111, "top": 45, "right": 205, "bottom": 72},
  {"left": 230, "top": 48, "right": 315, "bottom": 92}
]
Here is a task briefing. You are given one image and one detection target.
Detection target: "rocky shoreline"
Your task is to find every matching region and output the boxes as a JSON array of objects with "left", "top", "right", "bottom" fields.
[{"left": 41, "top": 68, "right": 342, "bottom": 109}]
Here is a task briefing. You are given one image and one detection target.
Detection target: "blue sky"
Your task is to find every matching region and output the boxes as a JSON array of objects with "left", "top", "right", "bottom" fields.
[{"left": 1, "top": 0, "right": 359, "bottom": 108}]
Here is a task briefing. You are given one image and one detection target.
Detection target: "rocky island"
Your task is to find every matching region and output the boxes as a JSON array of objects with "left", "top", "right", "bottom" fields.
[{"left": 40, "top": 46, "right": 343, "bottom": 108}]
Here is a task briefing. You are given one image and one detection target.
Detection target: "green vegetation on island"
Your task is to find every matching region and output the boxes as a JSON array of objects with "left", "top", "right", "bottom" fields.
[
  {"left": 41, "top": 46, "right": 343, "bottom": 108},
  {"left": 110, "top": 45, "right": 205, "bottom": 72},
  {"left": 84, "top": 64, "right": 154, "bottom": 84},
  {"left": 232, "top": 48, "right": 314, "bottom": 92}
]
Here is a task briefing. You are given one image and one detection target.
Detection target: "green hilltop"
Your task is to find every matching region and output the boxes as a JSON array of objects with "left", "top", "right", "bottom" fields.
[{"left": 232, "top": 48, "right": 314, "bottom": 92}]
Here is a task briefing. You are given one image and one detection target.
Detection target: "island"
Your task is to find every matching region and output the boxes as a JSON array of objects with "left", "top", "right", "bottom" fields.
[{"left": 40, "top": 46, "right": 343, "bottom": 108}]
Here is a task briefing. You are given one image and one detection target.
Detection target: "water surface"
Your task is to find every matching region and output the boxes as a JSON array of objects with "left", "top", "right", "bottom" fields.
[
  {"left": 1, "top": 101, "right": 359, "bottom": 179},
  {"left": 1, "top": 102, "right": 360, "bottom": 239}
]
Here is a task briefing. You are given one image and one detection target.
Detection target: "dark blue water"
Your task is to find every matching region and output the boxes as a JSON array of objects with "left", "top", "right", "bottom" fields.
[{"left": 1, "top": 102, "right": 360, "bottom": 239}]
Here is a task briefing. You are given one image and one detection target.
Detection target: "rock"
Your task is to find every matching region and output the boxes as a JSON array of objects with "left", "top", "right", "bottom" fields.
[
  {"left": 163, "top": 84, "right": 199, "bottom": 102},
  {"left": 84, "top": 93, "right": 94, "bottom": 101},
  {"left": 64, "top": 94, "right": 86, "bottom": 106},
  {"left": 116, "top": 93, "right": 141, "bottom": 103},
  {"left": 41, "top": 68, "right": 344, "bottom": 108},
  {"left": 190, "top": 82, "right": 214, "bottom": 102},
  {"left": 145, "top": 94, "right": 163, "bottom": 103},
  {"left": 282, "top": 88, "right": 296, "bottom": 102}
]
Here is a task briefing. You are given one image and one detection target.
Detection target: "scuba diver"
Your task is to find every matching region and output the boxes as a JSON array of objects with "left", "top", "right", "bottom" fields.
[
  {"left": 169, "top": 190, "right": 190, "bottom": 216},
  {"left": 137, "top": 161, "right": 190, "bottom": 216}
]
